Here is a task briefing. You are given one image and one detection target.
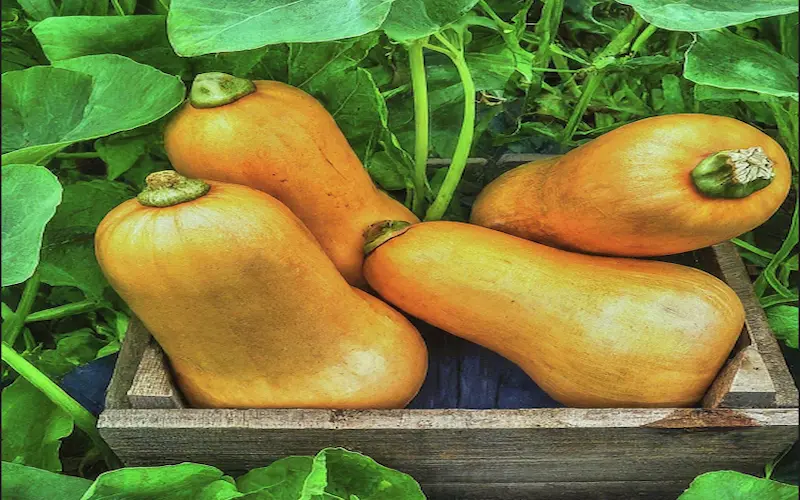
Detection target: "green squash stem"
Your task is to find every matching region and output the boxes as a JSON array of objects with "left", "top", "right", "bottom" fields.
[
  {"left": 691, "top": 146, "right": 776, "bottom": 199},
  {"left": 190, "top": 72, "right": 256, "bottom": 108},
  {"left": 137, "top": 170, "right": 210, "bottom": 207},
  {"left": 364, "top": 220, "right": 412, "bottom": 255}
]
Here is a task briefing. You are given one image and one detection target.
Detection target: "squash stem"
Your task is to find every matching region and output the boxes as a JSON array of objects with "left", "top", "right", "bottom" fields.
[
  {"left": 1, "top": 273, "right": 41, "bottom": 347},
  {"left": 408, "top": 39, "right": 431, "bottom": 217},
  {"left": 190, "top": 72, "right": 256, "bottom": 109},
  {"left": 364, "top": 220, "right": 412, "bottom": 255},
  {"left": 424, "top": 35, "right": 476, "bottom": 222},
  {"left": 1, "top": 343, "right": 123, "bottom": 469},
  {"left": 137, "top": 171, "right": 210, "bottom": 207}
]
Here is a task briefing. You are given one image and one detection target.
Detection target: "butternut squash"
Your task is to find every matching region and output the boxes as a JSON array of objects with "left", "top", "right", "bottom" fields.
[
  {"left": 363, "top": 220, "right": 744, "bottom": 408},
  {"left": 163, "top": 73, "right": 419, "bottom": 286},
  {"left": 471, "top": 114, "right": 791, "bottom": 256},
  {"left": 95, "top": 171, "right": 427, "bottom": 409}
]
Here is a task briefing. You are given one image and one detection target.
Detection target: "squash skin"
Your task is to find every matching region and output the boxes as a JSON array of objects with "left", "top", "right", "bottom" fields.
[
  {"left": 363, "top": 221, "right": 744, "bottom": 408},
  {"left": 95, "top": 181, "right": 427, "bottom": 409},
  {"left": 470, "top": 114, "right": 791, "bottom": 256},
  {"left": 163, "top": 80, "right": 418, "bottom": 287}
]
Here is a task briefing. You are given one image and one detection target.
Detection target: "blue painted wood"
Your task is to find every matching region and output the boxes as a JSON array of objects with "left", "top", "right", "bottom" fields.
[{"left": 407, "top": 319, "right": 562, "bottom": 409}]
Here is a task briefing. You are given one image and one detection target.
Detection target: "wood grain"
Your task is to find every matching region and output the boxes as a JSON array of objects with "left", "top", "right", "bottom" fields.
[
  {"left": 98, "top": 408, "right": 797, "bottom": 485},
  {"left": 127, "top": 340, "right": 185, "bottom": 409}
]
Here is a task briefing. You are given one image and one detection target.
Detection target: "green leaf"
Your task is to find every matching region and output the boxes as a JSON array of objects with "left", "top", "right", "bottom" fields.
[
  {"left": 39, "top": 180, "right": 134, "bottom": 299},
  {"left": 95, "top": 135, "right": 149, "bottom": 180},
  {"left": 684, "top": 30, "right": 799, "bottom": 101},
  {"left": 694, "top": 85, "right": 766, "bottom": 102},
  {"left": 80, "top": 463, "right": 243, "bottom": 500},
  {"left": 1, "top": 165, "right": 62, "bottom": 287},
  {"left": 237, "top": 449, "right": 424, "bottom": 500},
  {"left": 678, "top": 470, "right": 798, "bottom": 499},
  {"left": 33, "top": 15, "right": 191, "bottom": 78},
  {"left": 1, "top": 377, "right": 73, "bottom": 472},
  {"left": 617, "top": 0, "right": 798, "bottom": 31},
  {"left": 17, "top": 0, "right": 57, "bottom": 21},
  {"left": 236, "top": 456, "right": 314, "bottom": 497},
  {"left": 1, "top": 461, "right": 92, "bottom": 500},
  {"left": 54, "top": 329, "right": 107, "bottom": 366},
  {"left": 167, "top": 0, "right": 394, "bottom": 57},
  {"left": 767, "top": 305, "right": 799, "bottom": 349},
  {"left": 317, "top": 448, "right": 426, "bottom": 500},
  {"left": 382, "top": 0, "right": 479, "bottom": 42},
  {"left": 2, "top": 54, "right": 185, "bottom": 165}
]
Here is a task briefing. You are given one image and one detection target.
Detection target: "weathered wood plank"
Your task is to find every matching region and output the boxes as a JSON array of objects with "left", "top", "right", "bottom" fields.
[
  {"left": 98, "top": 408, "right": 797, "bottom": 482},
  {"left": 709, "top": 242, "right": 799, "bottom": 408},
  {"left": 422, "top": 480, "right": 689, "bottom": 500},
  {"left": 127, "top": 340, "right": 185, "bottom": 409},
  {"left": 104, "top": 318, "right": 151, "bottom": 410}
]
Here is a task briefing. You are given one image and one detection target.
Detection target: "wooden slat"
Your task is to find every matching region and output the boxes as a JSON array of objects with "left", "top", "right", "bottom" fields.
[
  {"left": 707, "top": 242, "right": 799, "bottom": 408},
  {"left": 104, "top": 318, "right": 151, "bottom": 410},
  {"left": 422, "top": 480, "right": 689, "bottom": 500},
  {"left": 127, "top": 340, "right": 185, "bottom": 409},
  {"left": 98, "top": 408, "right": 797, "bottom": 483}
]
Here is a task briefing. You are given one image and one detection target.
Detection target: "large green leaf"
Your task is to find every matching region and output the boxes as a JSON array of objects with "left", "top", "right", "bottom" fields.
[
  {"left": 32, "top": 15, "right": 190, "bottom": 78},
  {"left": 236, "top": 448, "right": 424, "bottom": 499},
  {"left": 678, "top": 470, "right": 798, "bottom": 499},
  {"left": 166, "top": 0, "right": 394, "bottom": 57},
  {"left": 684, "top": 30, "right": 799, "bottom": 101},
  {"left": 236, "top": 456, "right": 314, "bottom": 497},
  {"left": 617, "top": 0, "right": 798, "bottom": 31},
  {"left": 79, "top": 463, "right": 242, "bottom": 500},
  {"left": 1, "top": 54, "right": 185, "bottom": 165},
  {"left": 382, "top": 0, "right": 480, "bottom": 42},
  {"left": 2, "top": 462, "right": 92, "bottom": 500},
  {"left": 39, "top": 180, "right": 134, "bottom": 299},
  {"left": 1, "top": 164, "right": 62, "bottom": 287},
  {"left": 1, "top": 377, "right": 73, "bottom": 472}
]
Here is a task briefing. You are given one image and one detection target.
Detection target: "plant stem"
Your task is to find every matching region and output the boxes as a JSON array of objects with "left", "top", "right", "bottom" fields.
[
  {"left": 630, "top": 23, "right": 657, "bottom": 55},
  {"left": 559, "top": 71, "right": 602, "bottom": 143},
  {"left": 1, "top": 342, "right": 122, "bottom": 469},
  {"left": 424, "top": 35, "right": 476, "bottom": 222},
  {"left": 111, "top": 0, "right": 126, "bottom": 16},
  {"left": 668, "top": 32, "right": 680, "bottom": 57},
  {"left": 25, "top": 300, "right": 101, "bottom": 323},
  {"left": 1, "top": 273, "right": 41, "bottom": 346},
  {"left": 408, "top": 39, "right": 431, "bottom": 217},
  {"left": 558, "top": 13, "right": 644, "bottom": 144},
  {"left": 551, "top": 49, "right": 581, "bottom": 97},
  {"left": 55, "top": 152, "right": 101, "bottom": 159},
  {"left": 732, "top": 238, "right": 776, "bottom": 259},
  {"left": 525, "top": 0, "right": 565, "bottom": 106},
  {"left": 1, "top": 303, "right": 13, "bottom": 321},
  {"left": 754, "top": 201, "right": 798, "bottom": 297}
]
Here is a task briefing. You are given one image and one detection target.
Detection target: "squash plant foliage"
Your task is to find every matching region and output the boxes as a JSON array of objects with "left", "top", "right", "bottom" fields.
[{"left": 1, "top": 0, "right": 798, "bottom": 497}]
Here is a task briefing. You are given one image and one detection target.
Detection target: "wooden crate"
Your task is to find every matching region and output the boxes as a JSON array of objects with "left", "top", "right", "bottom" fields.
[{"left": 98, "top": 155, "right": 798, "bottom": 499}]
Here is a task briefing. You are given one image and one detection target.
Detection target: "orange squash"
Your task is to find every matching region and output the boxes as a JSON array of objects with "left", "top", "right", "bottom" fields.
[
  {"left": 363, "top": 220, "right": 744, "bottom": 408},
  {"left": 163, "top": 73, "right": 418, "bottom": 287},
  {"left": 471, "top": 114, "right": 791, "bottom": 256},
  {"left": 95, "top": 171, "right": 427, "bottom": 409}
]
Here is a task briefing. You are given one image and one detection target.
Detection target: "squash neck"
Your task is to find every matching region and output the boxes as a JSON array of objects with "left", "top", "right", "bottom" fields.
[
  {"left": 137, "top": 171, "right": 210, "bottom": 207},
  {"left": 364, "top": 220, "right": 412, "bottom": 255},
  {"left": 190, "top": 72, "right": 256, "bottom": 108},
  {"left": 691, "top": 146, "right": 775, "bottom": 199}
]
